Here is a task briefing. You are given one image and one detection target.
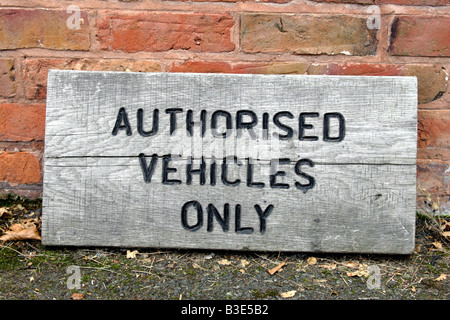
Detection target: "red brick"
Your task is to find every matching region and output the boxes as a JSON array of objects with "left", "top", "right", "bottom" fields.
[
  {"left": 418, "top": 110, "right": 450, "bottom": 161},
  {"left": 0, "top": 152, "right": 41, "bottom": 184},
  {"left": 22, "top": 58, "right": 162, "bottom": 100},
  {"left": 308, "top": 63, "right": 448, "bottom": 104},
  {"left": 308, "top": 63, "right": 403, "bottom": 76},
  {"left": 97, "top": 11, "right": 235, "bottom": 53},
  {"left": 389, "top": 16, "right": 450, "bottom": 57},
  {"left": 170, "top": 61, "right": 235, "bottom": 73},
  {"left": 169, "top": 61, "right": 307, "bottom": 74},
  {"left": 377, "top": 0, "right": 450, "bottom": 4},
  {"left": 417, "top": 160, "right": 450, "bottom": 202},
  {"left": 0, "top": 9, "right": 90, "bottom": 50},
  {"left": 0, "top": 58, "right": 15, "bottom": 98},
  {"left": 241, "top": 14, "right": 378, "bottom": 56},
  {"left": 164, "top": 0, "right": 292, "bottom": 3},
  {"left": 0, "top": 104, "right": 45, "bottom": 142},
  {"left": 309, "top": 0, "right": 450, "bottom": 4}
]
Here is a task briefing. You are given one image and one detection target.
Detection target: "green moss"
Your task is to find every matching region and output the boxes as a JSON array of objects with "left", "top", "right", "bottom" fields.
[
  {"left": 251, "top": 288, "right": 279, "bottom": 298},
  {"left": 0, "top": 247, "right": 24, "bottom": 271}
]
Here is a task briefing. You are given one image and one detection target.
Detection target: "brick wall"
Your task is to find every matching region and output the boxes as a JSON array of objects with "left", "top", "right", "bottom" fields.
[{"left": 0, "top": 0, "right": 449, "bottom": 213}]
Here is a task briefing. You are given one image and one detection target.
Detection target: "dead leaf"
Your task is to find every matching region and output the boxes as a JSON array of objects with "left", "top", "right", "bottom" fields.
[
  {"left": 432, "top": 241, "right": 443, "bottom": 250},
  {"left": 240, "top": 259, "right": 250, "bottom": 268},
  {"left": 268, "top": 259, "right": 287, "bottom": 275},
  {"left": 217, "top": 258, "right": 231, "bottom": 266},
  {"left": 343, "top": 261, "right": 359, "bottom": 268},
  {"left": 346, "top": 263, "right": 370, "bottom": 278},
  {"left": 126, "top": 250, "right": 139, "bottom": 259},
  {"left": 306, "top": 257, "right": 317, "bottom": 266},
  {"left": 435, "top": 274, "right": 447, "bottom": 282},
  {"left": 346, "top": 270, "right": 369, "bottom": 277},
  {"left": 280, "top": 290, "right": 296, "bottom": 298},
  {"left": 0, "top": 207, "right": 10, "bottom": 218},
  {"left": 14, "top": 204, "right": 25, "bottom": 211},
  {"left": 70, "top": 293, "right": 84, "bottom": 300},
  {"left": 0, "top": 223, "right": 41, "bottom": 242},
  {"left": 319, "top": 263, "right": 337, "bottom": 270}
]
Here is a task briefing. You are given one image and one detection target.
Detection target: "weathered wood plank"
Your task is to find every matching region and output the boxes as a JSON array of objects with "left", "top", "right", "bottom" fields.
[
  {"left": 42, "top": 70, "right": 417, "bottom": 253},
  {"left": 44, "top": 71, "right": 417, "bottom": 164},
  {"left": 42, "top": 157, "right": 416, "bottom": 253}
]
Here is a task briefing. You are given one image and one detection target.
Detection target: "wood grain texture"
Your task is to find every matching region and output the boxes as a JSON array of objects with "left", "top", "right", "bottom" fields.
[{"left": 42, "top": 70, "right": 417, "bottom": 254}]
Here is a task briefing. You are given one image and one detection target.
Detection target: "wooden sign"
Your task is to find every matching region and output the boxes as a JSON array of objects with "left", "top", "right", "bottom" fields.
[{"left": 42, "top": 70, "right": 417, "bottom": 254}]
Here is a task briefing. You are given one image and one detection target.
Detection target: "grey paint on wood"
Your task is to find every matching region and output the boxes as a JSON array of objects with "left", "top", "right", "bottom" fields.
[{"left": 42, "top": 70, "right": 417, "bottom": 254}]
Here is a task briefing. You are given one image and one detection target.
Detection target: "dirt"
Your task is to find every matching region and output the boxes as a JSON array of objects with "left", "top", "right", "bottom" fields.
[{"left": 0, "top": 197, "right": 448, "bottom": 302}]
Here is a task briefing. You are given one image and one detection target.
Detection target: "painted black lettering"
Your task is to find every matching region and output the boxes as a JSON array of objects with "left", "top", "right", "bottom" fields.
[
  {"left": 294, "top": 158, "right": 315, "bottom": 194},
  {"left": 273, "top": 112, "right": 294, "bottom": 140},
  {"left": 162, "top": 155, "right": 181, "bottom": 185},
  {"left": 236, "top": 110, "right": 258, "bottom": 139},
  {"left": 323, "top": 112, "right": 345, "bottom": 142},
  {"left": 186, "top": 110, "right": 207, "bottom": 138},
  {"left": 186, "top": 156, "right": 206, "bottom": 185},
  {"left": 112, "top": 107, "right": 132, "bottom": 136},
  {"left": 138, "top": 153, "right": 158, "bottom": 183},
  {"left": 165, "top": 108, "right": 183, "bottom": 135},
  {"left": 269, "top": 158, "right": 290, "bottom": 189},
  {"left": 211, "top": 110, "right": 232, "bottom": 138},
  {"left": 137, "top": 108, "right": 159, "bottom": 137},
  {"left": 181, "top": 201, "right": 203, "bottom": 231},
  {"left": 254, "top": 204, "right": 274, "bottom": 235},
  {"left": 221, "top": 156, "right": 241, "bottom": 186},
  {"left": 247, "top": 158, "right": 264, "bottom": 188},
  {"left": 210, "top": 157, "right": 217, "bottom": 186},
  {"left": 207, "top": 203, "right": 230, "bottom": 232},
  {"left": 262, "top": 112, "right": 269, "bottom": 140},
  {"left": 299, "top": 112, "right": 319, "bottom": 141},
  {"left": 235, "top": 204, "right": 254, "bottom": 234}
]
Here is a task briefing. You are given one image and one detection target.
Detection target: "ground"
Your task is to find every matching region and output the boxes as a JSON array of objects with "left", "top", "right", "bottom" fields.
[{"left": 0, "top": 195, "right": 448, "bottom": 301}]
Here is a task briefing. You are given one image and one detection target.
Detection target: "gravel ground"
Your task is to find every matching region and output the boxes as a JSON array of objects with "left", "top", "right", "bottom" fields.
[{"left": 0, "top": 199, "right": 448, "bottom": 305}]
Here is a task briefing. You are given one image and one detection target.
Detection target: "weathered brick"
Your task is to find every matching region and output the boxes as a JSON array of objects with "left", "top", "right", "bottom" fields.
[
  {"left": 309, "top": 0, "right": 450, "bottom": 5},
  {"left": 170, "top": 61, "right": 307, "bottom": 74},
  {"left": 22, "top": 58, "right": 162, "bottom": 100},
  {"left": 417, "top": 160, "right": 450, "bottom": 205},
  {"left": 0, "top": 9, "right": 90, "bottom": 51},
  {"left": 0, "top": 152, "right": 41, "bottom": 184},
  {"left": 163, "top": 0, "right": 292, "bottom": 3},
  {"left": 97, "top": 11, "right": 235, "bottom": 53},
  {"left": 0, "top": 58, "right": 15, "bottom": 98},
  {"left": 389, "top": 16, "right": 450, "bottom": 57},
  {"left": 403, "top": 65, "right": 448, "bottom": 104},
  {"left": 377, "top": 0, "right": 450, "bottom": 4},
  {"left": 308, "top": 63, "right": 403, "bottom": 76},
  {"left": 0, "top": 104, "right": 45, "bottom": 142},
  {"left": 307, "top": 63, "right": 448, "bottom": 104},
  {"left": 241, "top": 14, "right": 378, "bottom": 56},
  {"left": 418, "top": 110, "right": 450, "bottom": 161}
]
